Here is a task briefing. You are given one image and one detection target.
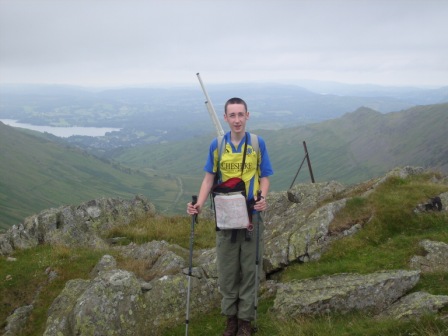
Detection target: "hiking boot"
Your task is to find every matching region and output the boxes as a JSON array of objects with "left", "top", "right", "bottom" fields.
[
  {"left": 222, "top": 316, "right": 238, "bottom": 336},
  {"left": 236, "top": 319, "right": 252, "bottom": 336}
]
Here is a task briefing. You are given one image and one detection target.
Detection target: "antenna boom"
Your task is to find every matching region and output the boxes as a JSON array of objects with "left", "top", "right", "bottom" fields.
[{"left": 196, "top": 73, "right": 225, "bottom": 136}]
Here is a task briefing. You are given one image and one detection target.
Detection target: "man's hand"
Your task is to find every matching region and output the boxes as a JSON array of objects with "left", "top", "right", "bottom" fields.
[
  {"left": 254, "top": 196, "right": 267, "bottom": 212},
  {"left": 187, "top": 202, "right": 201, "bottom": 215}
]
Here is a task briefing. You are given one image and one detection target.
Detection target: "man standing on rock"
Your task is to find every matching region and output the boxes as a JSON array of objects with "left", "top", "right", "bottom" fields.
[{"left": 187, "top": 97, "right": 273, "bottom": 335}]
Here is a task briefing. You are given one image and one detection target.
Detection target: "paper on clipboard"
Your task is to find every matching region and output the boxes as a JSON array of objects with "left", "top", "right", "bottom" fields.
[{"left": 214, "top": 193, "right": 249, "bottom": 229}]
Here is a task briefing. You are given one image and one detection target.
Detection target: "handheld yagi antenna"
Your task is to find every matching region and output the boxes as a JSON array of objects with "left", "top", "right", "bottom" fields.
[{"left": 196, "top": 73, "right": 225, "bottom": 137}]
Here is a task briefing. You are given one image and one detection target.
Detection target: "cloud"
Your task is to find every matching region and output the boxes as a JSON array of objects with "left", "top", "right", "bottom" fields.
[{"left": 1, "top": 0, "right": 447, "bottom": 87}]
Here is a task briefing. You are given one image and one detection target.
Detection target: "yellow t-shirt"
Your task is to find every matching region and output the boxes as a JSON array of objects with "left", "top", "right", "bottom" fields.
[{"left": 204, "top": 132, "right": 273, "bottom": 201}]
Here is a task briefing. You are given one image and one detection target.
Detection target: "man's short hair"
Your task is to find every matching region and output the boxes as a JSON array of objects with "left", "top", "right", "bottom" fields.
[{"left": 225, "top": 97, "right": 247, "bottom": 114}]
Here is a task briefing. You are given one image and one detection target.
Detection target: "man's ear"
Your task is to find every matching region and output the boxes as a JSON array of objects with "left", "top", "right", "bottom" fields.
[{"left": 246, "top": 112, "right": 250, "bottom": 119}]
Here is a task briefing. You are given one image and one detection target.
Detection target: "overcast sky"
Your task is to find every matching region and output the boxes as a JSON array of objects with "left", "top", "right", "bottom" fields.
[{"left": 1, "top": 0, "right": 447, "bottom": 88}]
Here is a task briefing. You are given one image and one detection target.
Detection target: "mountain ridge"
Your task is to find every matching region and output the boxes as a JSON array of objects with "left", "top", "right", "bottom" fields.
[
  {"left": 114, "top": 102, "right": 447, "bottom": 190},
  {"left": 1, "top": 102, "right": 447, "bottom": 229}
]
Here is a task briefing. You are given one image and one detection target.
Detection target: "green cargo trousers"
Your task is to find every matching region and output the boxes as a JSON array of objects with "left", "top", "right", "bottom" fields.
[{"left": 216, "top": 213, "right": 264, "bottom": 321}]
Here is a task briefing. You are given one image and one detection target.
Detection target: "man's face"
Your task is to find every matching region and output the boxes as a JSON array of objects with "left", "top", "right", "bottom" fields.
[{"left": 224, "top": 103, "right": 249, "bottom": 135}]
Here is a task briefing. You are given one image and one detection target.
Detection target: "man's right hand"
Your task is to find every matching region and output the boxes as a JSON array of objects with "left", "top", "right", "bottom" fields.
[{"left": 186, "top": 202, "right": 200, "bottom": 215}]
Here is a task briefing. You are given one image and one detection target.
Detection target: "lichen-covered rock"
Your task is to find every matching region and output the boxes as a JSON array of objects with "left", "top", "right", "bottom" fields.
[
  {"left": 196, "top": 248, "right": 218, "bottom": 279},
  {"left": 289, "top": 199, "right": 347, "bottom": 262},
  {"left": 384, "top": 166, "right": 426, "bottom": 180},
  {"left": 44, "top": 270, "right": 147, "bottom": 336},
  {"left": 409, "top": 240, "right": 448, "bottom": 273},
  {"left": 272, "top": 270, "right": 420, "bottom": 317},
  {"left": 0, "top": 233, "right": 14, "bottom": 255},
  {"left": 378, "top": 291, "right": 448, "bottom": 320},
  {"left": 0, "top": 195, "right": 156, "bottom": 255},
  {"left": 3, "top": 304, "right": 33, "bottom": 336},
  {"left": 440, "top": 192, "right": 448, "bottom": 211},
  {"left": 370, "top": 166, "right": 425, "bottom": 191},
  {"left": 44, "top": 279, "right": 91, "bottom": 336},
  {"left": 90, "top": 254, "right": 117, "bottom": 278},
  {"left": 144, "top": 273, "right": 220, "bottom": 331},
  {"left": 72, "top": 270, "right": 146, "bottom": 335},
  {"left": 149, "top": 250, "right": 186, "bottom": 278},
  {"left": 263, "top": 184, "right": 346, "bottom": 273},
  {"left": 116, "top": 240, "right": 187, "bottom": 280},
  {"left": 118, "top": 240, "right": 172, "bottom": 261},
  {"left": 286, "top": 181, "right": 345, "bottom": 205}
]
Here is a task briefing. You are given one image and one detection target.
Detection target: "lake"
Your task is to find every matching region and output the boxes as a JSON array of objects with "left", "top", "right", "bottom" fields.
[{"left": 0, "top": 119, "right": 121, "bottom": 138}]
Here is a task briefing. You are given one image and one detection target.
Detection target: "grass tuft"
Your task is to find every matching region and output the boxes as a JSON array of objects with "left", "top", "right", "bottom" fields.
[{"left": 103, "top": 214, "right": 216, "bottom": 249}]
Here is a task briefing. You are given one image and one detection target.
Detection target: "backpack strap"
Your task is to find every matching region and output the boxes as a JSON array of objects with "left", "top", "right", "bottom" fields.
[{"left": 249, "top": 132, "right": 259, "bottom": 154}]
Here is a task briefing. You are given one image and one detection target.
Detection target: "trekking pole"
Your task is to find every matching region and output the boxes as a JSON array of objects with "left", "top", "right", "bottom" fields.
[
  {"left": 185, "top": 195, "right": 198, "bottom": 336},
  {"left": 253, "top": 190, "right": 262, "bottom": 333}
]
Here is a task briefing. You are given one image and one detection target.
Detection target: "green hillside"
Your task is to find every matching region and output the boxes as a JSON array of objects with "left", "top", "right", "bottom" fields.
[
  {"left": 2, "top": 103, "right": 446, "bottom": 229},
  {"left": 0, "top": 123, "right": 180, "bottom": 229},
  {"left": 265, "top": 103, "right": 448, "bottom": 188},
  {"left": 114, "top": 103, "right": 448, "bottom": 201}
]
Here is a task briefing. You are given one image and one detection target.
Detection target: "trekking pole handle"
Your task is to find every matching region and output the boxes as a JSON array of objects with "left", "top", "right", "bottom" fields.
[
  {"left": 256, "top": 190, "right": 262, "bottom": 202},
  {"left": 192, "top": 195, "right": 198, "bottom": 223}
]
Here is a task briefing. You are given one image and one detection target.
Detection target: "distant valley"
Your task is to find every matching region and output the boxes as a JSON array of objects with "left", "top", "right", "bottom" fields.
[{"left": 1, "top": 82, "right": 447, "bottom": 155}]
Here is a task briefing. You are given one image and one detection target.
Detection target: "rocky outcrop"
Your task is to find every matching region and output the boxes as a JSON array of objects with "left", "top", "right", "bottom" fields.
[
  {"left": 144, "top": 272, "right": 219, "bottom": 330},
  {"left": 3, "top": 305, "right": 33, "bottom": 336},
  {"left": 271, "top": 270, "right": 420, "bottom": 317},
  {"left": 0, "top": 195, "right": 155, "bottom": 256},
  {"left": 263, "top": 181, "right": 346, "bottom": 273},
  {"left": 43, "top": 255, "right": 220, "bottom": 336},
  {"left": 409, "top": 240, "right": 448, "bottom": 273},
  {"left": 116, "top": 240, "right": 187, "bottom": 281},
  {"left": 378, "top": 291, "right": 448, "bottom": 320},
  {"left": 262, "top": 167, "right": 448, "bottom": 275},
  {"left": 376, "top": 166, "right": 426, "bottom": 186},
  {"left": 40, "top": 253, "right": 448, "bottom": 335},
  {"left": 44, "top": 270, "right": 147, "bottom": 336},
  {"left": 2, "top": 167, "right": 448, "bottom": 335}
]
